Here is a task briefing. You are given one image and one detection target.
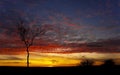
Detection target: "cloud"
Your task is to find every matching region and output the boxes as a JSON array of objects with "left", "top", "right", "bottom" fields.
[
  {"left": 0, "top": 55, "right": 23, "bottom": 60},
  {"left": 46, "top": 11, "right": 81, "bottom": 29},
  {"left": 0, "top": 0, "right": 119, "bottom": 49},
  {"left": 84, "top": 38, "right": 120, "bottom": 52},
  {"left": 99, "top": 25, "right": 120, "bottom": 31}
]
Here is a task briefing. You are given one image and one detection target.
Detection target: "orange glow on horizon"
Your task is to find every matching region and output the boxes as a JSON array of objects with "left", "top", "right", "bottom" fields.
[
  {"left": 0, "top": 56, "right": 80, "bottom": 67},
  {"left": 0, "top": 45, "right": 120, "bottom": 67},
  {"left": 29, "top": 56, "right": 80, "bottom": 67}
]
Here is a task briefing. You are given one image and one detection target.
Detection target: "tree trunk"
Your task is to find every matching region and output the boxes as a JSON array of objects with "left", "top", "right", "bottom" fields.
[{"left": 26, "top": 47, "right": 29, "bottom": 67}]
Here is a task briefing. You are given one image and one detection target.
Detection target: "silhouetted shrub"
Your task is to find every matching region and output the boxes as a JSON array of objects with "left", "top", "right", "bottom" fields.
[
  {"left": 102, "top": 59, "right": 115, "bottom": 67},
  {"left": 81, "top": 59, "right": 94, "bottom": 67}
]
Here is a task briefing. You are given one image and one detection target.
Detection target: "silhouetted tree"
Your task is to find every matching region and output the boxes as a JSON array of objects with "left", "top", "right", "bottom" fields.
[
  {"left": 102, "top": 59, "right": 115, "bottom": 67},
  {"left": 81, "top": 56, "right": 94, "bottom": 67},
  {"left": 17, "top": 18, "right": 46, "bottom": 67},
  {"left": 81, "top": 59, "right": 94, "bottom": 67}
]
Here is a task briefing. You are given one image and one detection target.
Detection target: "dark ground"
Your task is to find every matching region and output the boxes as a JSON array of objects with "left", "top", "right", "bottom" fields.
[{"left": 0, "top": 66, "right": 120, "bottom": 75}]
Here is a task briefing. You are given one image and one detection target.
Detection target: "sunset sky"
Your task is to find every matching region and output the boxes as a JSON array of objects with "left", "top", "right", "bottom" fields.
[{"left": 0, "top": 0, "right": 120, "bottom": 67}]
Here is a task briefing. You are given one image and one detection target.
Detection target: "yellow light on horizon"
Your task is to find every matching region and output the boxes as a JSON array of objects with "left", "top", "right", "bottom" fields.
[
  {"left": 29, "top": 56, "right": 80, "bottom": 67},
  {"left": 0, "top": 56, "right": 80, "bottom": 67},
  {"left": 0, "top": 52, "right": 120, "bottom": 67}
]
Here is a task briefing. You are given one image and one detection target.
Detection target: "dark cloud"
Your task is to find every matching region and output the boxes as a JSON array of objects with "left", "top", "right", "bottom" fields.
[{"left": 0, "top": 0, "right": 120, "bottom": 49}]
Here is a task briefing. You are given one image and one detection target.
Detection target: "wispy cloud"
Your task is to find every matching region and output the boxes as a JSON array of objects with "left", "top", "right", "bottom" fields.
[{"left": 0, "top": 55, "right": 24, "bottom": 60}]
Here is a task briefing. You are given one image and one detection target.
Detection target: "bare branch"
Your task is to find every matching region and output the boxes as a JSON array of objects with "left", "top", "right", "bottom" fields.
[{"left": 16, "top": 17, "right": 46, "bottom": 67}]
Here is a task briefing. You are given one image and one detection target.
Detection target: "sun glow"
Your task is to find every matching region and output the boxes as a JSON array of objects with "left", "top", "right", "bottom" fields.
[
  {"left": 0, "top": 54, "right": 80, "bottom": 67},
  {"left": 0, "top": 52, "right": 120, "bottom": 67},
  {"left": 29, "top": 56, "right": 80, "bottom": 67}
]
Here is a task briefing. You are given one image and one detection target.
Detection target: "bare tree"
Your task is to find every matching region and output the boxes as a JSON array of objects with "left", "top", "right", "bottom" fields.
[
  {"left": 80, "top": 56, "right": 94, "bottom": 67},
  {"left": 81, "top": 59, "right": 94, "bottom": 67},
  {"left": 16, "top": 18, "right": 46, "bottom": 67}
]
